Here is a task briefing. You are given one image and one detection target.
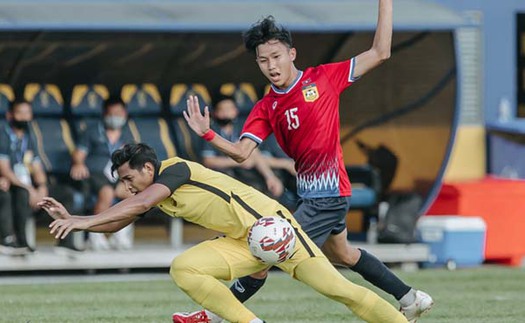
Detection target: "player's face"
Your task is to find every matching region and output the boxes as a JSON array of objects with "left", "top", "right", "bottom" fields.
[
  {"left": 117, "top": 161, "right": 155, "bottom": 194},
  {"left": 256, "top": 40, "right": 297, "bottom": 89}
]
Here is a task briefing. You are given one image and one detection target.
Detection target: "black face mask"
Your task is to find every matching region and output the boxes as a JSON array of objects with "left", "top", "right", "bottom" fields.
[
  {"left": 215, "top": 118, "right": 234, "bottom": 126},
  {"left": 11, "top": 120, "right": 29, "bottom": 131}
]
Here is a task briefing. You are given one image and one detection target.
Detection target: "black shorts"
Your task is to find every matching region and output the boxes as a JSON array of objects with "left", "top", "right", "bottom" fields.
[
  {"left": 293, "top": 196, "right": 351, "bottom": 248},
  {"left": 88, "top": 173, "right": 117, "bottom": 195}
]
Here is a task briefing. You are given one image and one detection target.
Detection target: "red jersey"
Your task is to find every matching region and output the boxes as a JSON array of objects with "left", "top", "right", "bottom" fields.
[{"left": 240, "top": 58, "right": 358, "bottom": 198}]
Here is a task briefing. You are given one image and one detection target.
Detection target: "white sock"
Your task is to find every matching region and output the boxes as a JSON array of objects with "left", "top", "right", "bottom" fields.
[
  {"left": 399, "top": 288, "right": 417, "bottom": 307},
  {"left": 249, "top": 319, "right": 264, "bottom": 323}
]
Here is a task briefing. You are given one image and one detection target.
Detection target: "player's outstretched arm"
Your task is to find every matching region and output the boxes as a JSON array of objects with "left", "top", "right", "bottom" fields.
[
  {"left": 184, "top": 95, "right": 258, "bottom": 162},
  {"left": 353, "top": 0, "right": 392, "bottom": 78},
  {"left": 48, "top": 183, "right": 171, "bottom": 239}
]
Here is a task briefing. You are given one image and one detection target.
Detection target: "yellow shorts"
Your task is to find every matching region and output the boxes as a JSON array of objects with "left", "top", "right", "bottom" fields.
[{"left": 175, "top": 219, "right": 324, "bottom": 280}]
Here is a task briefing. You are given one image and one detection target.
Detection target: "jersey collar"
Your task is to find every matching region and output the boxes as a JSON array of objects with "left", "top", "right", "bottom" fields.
[{"left": 271, "top": 70, "right": 303, "bottom": 95}]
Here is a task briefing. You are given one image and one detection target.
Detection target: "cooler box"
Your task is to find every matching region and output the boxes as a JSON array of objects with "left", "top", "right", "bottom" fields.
[{"left": 417, "top": 216, "right": 486, "bottom": 269}]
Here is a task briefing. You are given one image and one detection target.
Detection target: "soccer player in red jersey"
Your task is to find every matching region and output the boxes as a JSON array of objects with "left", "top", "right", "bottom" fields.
[{"left": 181, "top": 1, "right": 432, "bottom": 322}]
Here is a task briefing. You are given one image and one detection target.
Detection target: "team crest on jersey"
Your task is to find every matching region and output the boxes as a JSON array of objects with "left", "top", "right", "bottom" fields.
[{"left": 302, "top": 83, "right": 319, "bottom": 102}]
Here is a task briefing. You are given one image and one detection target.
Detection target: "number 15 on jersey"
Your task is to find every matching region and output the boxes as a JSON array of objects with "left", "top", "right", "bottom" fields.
[{"left": 285, "top": 107, "right": 300, "bottom": 130}]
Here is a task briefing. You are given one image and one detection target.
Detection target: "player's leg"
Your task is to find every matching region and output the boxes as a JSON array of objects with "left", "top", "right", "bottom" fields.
[
  {"left": 324, "top": 222, "right": 433, "bottom": 321},
  {"left": 222, "top": 196, "right": 337, "bottom": 306},
  {"left": 170, "top": 236, "right": 268, "bottom": 323},
  {"left": 292, "top": 257, "right": 408, "bottom": 323},
  {"left": 276, "top": 228, "right": 408, "bottom": 323}
]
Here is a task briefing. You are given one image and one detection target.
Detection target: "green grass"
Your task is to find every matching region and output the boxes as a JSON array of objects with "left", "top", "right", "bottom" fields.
[{"left": 1, "top": 266, "right": 525, "bottom": 322}]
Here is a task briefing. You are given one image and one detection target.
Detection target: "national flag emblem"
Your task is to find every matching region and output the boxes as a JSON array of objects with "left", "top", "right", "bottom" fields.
[{"left": 302, "top": 83, "right": 319, "bottom": 102}]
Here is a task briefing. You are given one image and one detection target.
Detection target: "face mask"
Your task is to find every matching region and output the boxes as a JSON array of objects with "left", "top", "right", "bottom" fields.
[
  {"left": 104, "top": 116, "right": 126, "bottom": 130},
  {"left": 11, "top": 120, "right": 29, "bottom": 131},
  {"left": 214, "top": 118, "right": 234, "bottom": 126}
]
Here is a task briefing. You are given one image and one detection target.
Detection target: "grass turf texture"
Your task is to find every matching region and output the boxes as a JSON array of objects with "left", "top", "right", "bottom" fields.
[{"left": 1, "top": 266, "right": 524, "bottom": 322}]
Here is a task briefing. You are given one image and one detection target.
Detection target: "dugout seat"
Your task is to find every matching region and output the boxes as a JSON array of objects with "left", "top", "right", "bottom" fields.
[
  {"left": 24, "top": 84, "right": 72, "bottom": 174},
  {"left": 345, "top": 165, "right": 382, "bottom": 242},
  {"left": 169, "top": 84, "right": 212, "bottom": 162},
  {"left": 24, "top": 83, "right": 64, "bottom": 117},
  {"left": 219, "top": 82, "right": 258, "bottom": 116},
  {"left": 70, "top": 84, "right": 110, "bottom": 138},
  {"left": 169, "top": 83, "right": 211, "bottom": 117},
  {"left": 121, "top": 83, "right": 177, "bottom": 160},
  {"left": 0, "top": 84, "right": 14, "bottom": 128}
]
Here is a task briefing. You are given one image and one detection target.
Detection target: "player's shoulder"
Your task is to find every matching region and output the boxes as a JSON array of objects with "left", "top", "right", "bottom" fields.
[
  {"left": 160, "top": 157, "right": 191, "bottom": 172},
  {"left": 253, "top": 93, "right": 275, "bottom": 110}
]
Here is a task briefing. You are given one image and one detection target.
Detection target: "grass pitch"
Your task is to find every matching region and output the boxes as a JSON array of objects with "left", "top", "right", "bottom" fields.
[{"left": 1, "top": 266, "right": 524, "bottom": 322}]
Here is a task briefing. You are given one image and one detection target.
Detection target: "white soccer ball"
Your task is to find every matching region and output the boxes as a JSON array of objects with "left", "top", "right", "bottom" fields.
[{"left": 248, "top": 217, "right": 296, "bottom": 265}]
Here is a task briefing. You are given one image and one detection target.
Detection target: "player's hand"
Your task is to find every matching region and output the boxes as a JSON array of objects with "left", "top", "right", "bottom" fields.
[
  {"left": 266, "top": 175, "right": 284, "bottom": 197},
  {"left": 38, "top": 197, "right": 72, "bottom": 220},
  {"left": 284, "top": 160, "right": 297, "bottom": 176},
  {"left": 49, "top": 217, "right": 88, "bottom": 240},
  {"left": 183, "top": 95, "right": 211, "bottom": 136},
  {"left": 0, "top": 177, "right": 10, "bottom": 192},
  {"left": 70, "top": 163, "right": 90, "bottom": 180}
]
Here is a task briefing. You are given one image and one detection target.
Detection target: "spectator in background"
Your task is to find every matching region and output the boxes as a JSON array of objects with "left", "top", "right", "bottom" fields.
[
  {"left": 259, "top": 135, "right": 298, "bottom": 210},
  {"left": 70, "top": 97, "right": 135, "bottom": 250},
  {"left": 0, "top": 175, "right": 28, "bottom": 255},
  {"left": 201, "top": 94, "right": 284, "bottom": 198},
  {"left": 0, "top": 100, "right": 79, "bottom": 254}
]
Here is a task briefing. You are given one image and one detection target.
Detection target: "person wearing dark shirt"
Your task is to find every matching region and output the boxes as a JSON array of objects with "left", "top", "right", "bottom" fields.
[
  {"left": 0, "top": 100, "right": 78, "bottom": 254},
  {"left": 70, "top": 97, "right": 135, "bottom": 250}
]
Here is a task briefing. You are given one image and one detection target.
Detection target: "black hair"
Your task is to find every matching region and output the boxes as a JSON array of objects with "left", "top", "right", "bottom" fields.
[
  {"left": 111, "top": 143, "right": 158, "bottom": 174},
  {"left": 103, "top": 96, "right": 126, "bottom": 114},
  {"left": 8, "top": 99, "right": 31, "bottom": 112},
  {"left": 211, "top": 94, "right": 236, "bottom": 112},
  {"left": 242, "top": 15, "right": 292, "bottom": 54}
]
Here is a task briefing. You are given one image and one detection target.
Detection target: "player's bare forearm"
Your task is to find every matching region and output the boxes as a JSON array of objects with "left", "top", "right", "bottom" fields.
[
  {"left": 353, "top": 0, "right": 392, "bottom": 78},
  {"left": 84, "top": 184, "right": 170, "bottom": 229},
  {"left": 202, "top": 156, "right": 239, "bottom": 169},
  {"left": 49, "top": 184, "right": 170, "bottom": 239},
  {"left": 208, "top": 136, "right": 258, "bottom": 163},
  {"left": 86, "top": 217, "right": 136, "bottom": 233}
]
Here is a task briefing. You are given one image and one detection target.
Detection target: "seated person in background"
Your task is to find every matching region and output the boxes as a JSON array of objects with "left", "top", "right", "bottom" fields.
[
  {"left": 201, "top": 94, "right": 284, "bottom": 198},
  {"left": 70, "top": 97, "right": 135, "bottom": 250},
  {"left": 259, "top": 135, "right": 298, "bottom": 210},
  {"left": 0, "top": 100, "right": 79, "bottom": 253},
  {"left": 0, "top": 175, "right": 28, "bottom": 255}
]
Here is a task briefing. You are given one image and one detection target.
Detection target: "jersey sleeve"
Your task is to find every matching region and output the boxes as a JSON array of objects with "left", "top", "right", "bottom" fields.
[
  {"left": 155, "top": 162, "right": 191, "bottom": 194},
  {"left": 239, "top": 101, "right": 272, "bottom": 144},
  {"left": 320, "top": 57, "right": 358, "bottom": 94}
]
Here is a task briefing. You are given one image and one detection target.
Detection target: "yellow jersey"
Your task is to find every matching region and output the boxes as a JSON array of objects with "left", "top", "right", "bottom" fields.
[{"left": 155, "top": 157, "right": 290, "bottom": 239}]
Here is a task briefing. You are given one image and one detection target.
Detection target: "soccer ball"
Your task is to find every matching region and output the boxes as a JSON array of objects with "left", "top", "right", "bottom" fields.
[{"left": 248, "top": 217, "right": 296, "bottom": 265}]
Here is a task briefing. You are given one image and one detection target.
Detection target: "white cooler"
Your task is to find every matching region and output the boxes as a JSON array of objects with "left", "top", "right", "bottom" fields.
[{"left": 417, "top": 216, "right": 486, "bottom": 269}]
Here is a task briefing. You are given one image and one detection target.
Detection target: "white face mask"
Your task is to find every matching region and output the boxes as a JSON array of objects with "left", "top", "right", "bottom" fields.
[{"left": 104, "top": 116, "right": 126, "bottom": 130}]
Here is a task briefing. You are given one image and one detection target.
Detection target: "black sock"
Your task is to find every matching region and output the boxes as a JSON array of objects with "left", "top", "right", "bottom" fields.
[
  {"left": 351, "top": 248, "right": 411, "bottom": 300},
  {"left": 230, "top": 275, "right": 267, "bottom": 303}
]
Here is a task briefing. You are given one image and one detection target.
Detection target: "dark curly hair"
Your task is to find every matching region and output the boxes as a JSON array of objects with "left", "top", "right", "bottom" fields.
[
  {"left": 111, "top": 143, "right": 158, "bottom": 174},
  {"left": 242, "top": 16, "right": 292, "bottom": 54}
]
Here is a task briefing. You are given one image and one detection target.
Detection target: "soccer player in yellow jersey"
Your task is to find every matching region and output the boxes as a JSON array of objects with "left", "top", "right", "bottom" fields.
[{"left": 39, "top": 143, "right": 407, "bottom": 323}]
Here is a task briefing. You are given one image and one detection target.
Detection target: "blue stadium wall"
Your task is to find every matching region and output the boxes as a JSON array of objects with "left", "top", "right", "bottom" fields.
[{"left": 433, "top": 0, "right": 525, "bottom": 123}]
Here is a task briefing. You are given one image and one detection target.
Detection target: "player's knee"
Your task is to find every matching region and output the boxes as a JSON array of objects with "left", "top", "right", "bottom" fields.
[
  {"left": 337, "top": 246, "right": 361, "bottom": 267},
  {"left": 169, "top": 256, "right": 194, "bottom": 289},
  {"left": 250, "top": 268, "right": 269, "bottom": 280}
]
